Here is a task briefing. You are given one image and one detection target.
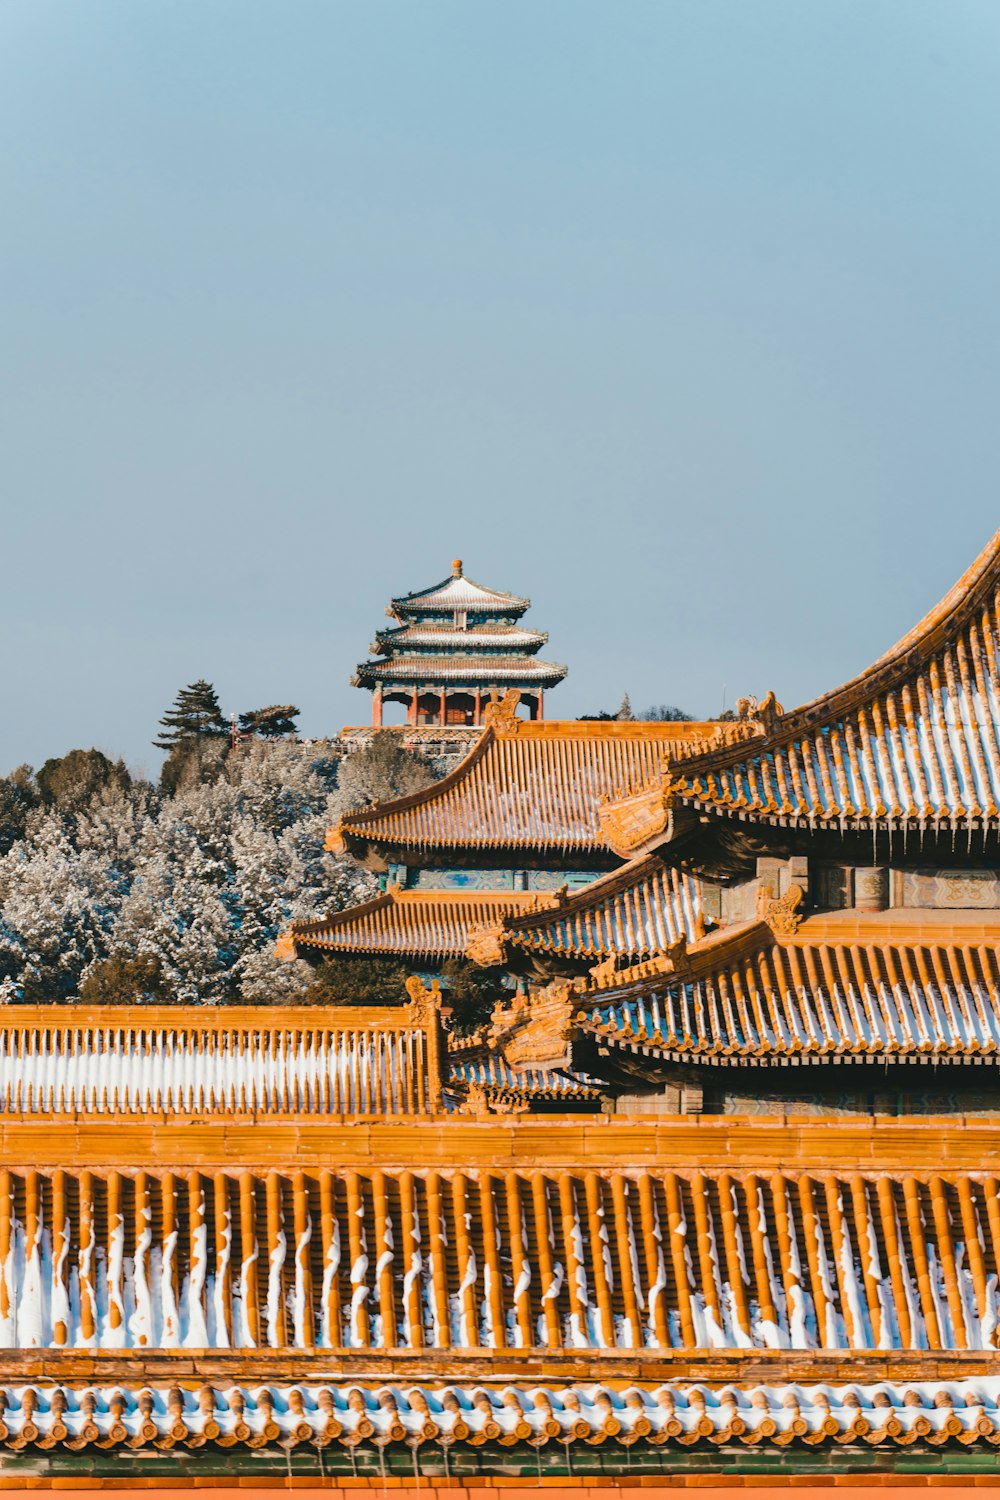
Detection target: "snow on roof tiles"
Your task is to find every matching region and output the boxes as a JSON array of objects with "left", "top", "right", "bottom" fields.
[
  {"left": 389, "top": 568, "right": 530, "bottom": 616},
  {"left": 500, "top": 855, "right": 702, "bottom": 961},
  {"left": 330, "top": 721, "right": 714, "bottom": 855},
  {"left": 579, "top": 915, "right": 1000, "bottom": 1063},
  {"left": 0, "top": 1163, "right": 994, "bottom": 1355},
  {"left": 633, "top": 528, "right": 1000, "bottom": 840},
  {"left": 4, "top": 1377, "right": 1000, "bottom": 1451},
  {"left": 0, "top": 1008, "right": 438, "bottom": 1115},
  {"left": 291, "top": 888, "right": 542, "bottom": 959},
  {"left": 355, "top": 654, "right": 567, "bottom": 684}
]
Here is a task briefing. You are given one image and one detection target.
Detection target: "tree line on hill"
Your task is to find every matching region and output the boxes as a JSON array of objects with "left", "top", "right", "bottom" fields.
[
  {"left": 0, "top": 678, "right": 704, "bottom": 1016},
  {"left": 0, "top": 680, "right": 481, "bottom": 1009}
]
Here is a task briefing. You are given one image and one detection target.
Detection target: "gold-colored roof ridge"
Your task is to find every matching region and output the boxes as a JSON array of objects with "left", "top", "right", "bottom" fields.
[{"left": 328, "top": 710, "right": 719, "bottom": 857}]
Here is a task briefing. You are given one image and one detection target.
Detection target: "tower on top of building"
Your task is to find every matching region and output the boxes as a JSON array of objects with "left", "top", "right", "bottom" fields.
[{"left": 351, "top": 558, "right": 568, "bottom": 726}]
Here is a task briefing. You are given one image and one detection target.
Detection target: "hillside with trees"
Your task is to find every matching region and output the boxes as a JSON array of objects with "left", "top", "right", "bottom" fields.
[{"left": 0, "top": 682, "right": 446, "bottom": 1006}]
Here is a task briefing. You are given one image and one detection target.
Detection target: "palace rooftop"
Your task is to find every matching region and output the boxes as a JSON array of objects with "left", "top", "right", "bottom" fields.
[
  {"left": 288, "top": 887, "right": 545, "bottom": 961},
  {"left": 573, "top": 909, "right": 1000, "bottom": 1076},
  {"left": 600, "top": 527, "right": 1000, "bottom": 861},
  {"left": 328, "top": 711, "right": 715, "bottom": 865}
]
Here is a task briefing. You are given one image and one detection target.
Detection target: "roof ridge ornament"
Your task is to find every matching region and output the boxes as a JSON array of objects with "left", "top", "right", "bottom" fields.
[
  {"left": 404, "top": 973, "right": 443, "bottom": 1021},
  {"left": 452, "top": 558, "right": 463, "bottom": 576},
  {"left": 757, "top": 881, "right": 804, "bottom": 937},
  {"left": 481, "top": 688, "right": 522, "bottom": 735},
  {"left": 733, "top": 690, "right": 784, "bottom": 738},
  {"left": 466, "top": 889, "right": 563, "bottom": 966},
  {"left": 585, "top": 932, "right": 691, "bottom": 994}
]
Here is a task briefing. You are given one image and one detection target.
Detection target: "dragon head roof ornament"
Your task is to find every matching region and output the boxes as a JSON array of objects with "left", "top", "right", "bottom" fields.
[
  {"left": 404, "top": 973, "right": 443, "bottom": 1023},
  {"left": 481, "top": 688, "right": 522, "bottom": 734},
  {"left": 756, "top": 881, "right": 804, "bottom": 937}
]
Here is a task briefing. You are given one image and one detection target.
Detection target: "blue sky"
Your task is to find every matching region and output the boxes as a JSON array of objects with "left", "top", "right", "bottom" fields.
[{"left": 2, "top": 1, "right": 999, "bottom": 774}]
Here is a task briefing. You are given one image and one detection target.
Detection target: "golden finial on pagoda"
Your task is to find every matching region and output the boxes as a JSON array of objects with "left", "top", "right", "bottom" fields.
[{"left": 452, "top": 558, "right": 463, "bottom": 576}]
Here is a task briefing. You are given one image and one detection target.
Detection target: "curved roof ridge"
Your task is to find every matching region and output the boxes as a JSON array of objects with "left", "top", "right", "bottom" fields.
[
  {"left": 390, "top": 569, "right": 531, "bottom": 616},
  {"left": 580, "top": 917, "right": 772, "bottom": 1000},
  {"left": 290, "top": 890, "right": 392, "bottom": 936},
  {"left": 328, "top": 720, "right": 718, "bottom": 857},
  {"left": 327, "top": 726, "right": 497, "bottom": 852},
  {"left": 288, "top": 884, "right": 543, "bottom": 960},
  {"left": 575, "top": 920, "right": 1000, "bottom": 1062},
  {"left": 504, "top": 854, "right": 661, "bottom": 935},
  {"left": 782, "top": 524, "right": 1000, "bottom": 734},
  {"left": 669, "top": 527, "right": 1000, "bottom": 777}
]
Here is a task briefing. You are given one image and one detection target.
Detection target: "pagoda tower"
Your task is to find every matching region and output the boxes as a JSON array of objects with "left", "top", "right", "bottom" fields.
[{"left": 352, "top": 559, "right": 567, "bottom": 726}]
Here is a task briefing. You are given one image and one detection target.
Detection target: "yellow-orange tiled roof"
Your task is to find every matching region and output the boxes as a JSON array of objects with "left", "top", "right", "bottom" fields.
[
  {"left": 329, "top": 720, "right": 715, "bottom": 856},
  {"left": 500, "top": 855, "right": 702, "bottom": 961},
  {"left": 606, "top": 529, "right": 1000, "bottom": 847},
  {"left": 579, "top": 911, "right": 1000, "bottom": 1063},
  {"left": 0, "top": 1160, "right": 994, "bottom": 1353},
  {"left": 291, "top": 888, "right": 541, "bottom": 958}
]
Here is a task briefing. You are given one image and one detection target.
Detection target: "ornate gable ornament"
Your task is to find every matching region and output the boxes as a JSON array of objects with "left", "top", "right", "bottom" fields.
[
  {"left": 756, "top": 881, "right": 804, "bottom": 937},
  {"left": 598, "top": 783, "right": 672, "bottom": 856},
  {"left": 465, "top": 890, "right": 562, "bottom": 967},
  {"left": 404, "top": 973, "right": 443, "bottom": 1023},
  {"left": 486, "top": 981, "right": 576, "bottom": 1069},
  {"left": 481, "top": 688, "right": 522, "bottom": 735},
  {"left": 274, "top": 929, "right": 297, "bottom": 963},
  {"left": 465, "top": 921, "right": 508, "bottom": 967},
  {"left": 324, "top": 819, "right": 349, "bottom": 856}
]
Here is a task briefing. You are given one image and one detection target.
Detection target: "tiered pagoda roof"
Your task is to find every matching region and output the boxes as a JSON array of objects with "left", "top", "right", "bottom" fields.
[{"left": 353, "top": 560, "right": 567, "bottom": 724}]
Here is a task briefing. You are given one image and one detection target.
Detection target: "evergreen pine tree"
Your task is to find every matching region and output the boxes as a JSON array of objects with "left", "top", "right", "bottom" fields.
[
  {"left": 154, "top": 681, "right": 228, "bottom": 750},
  {"left": 238, "top": 705, "right": 300, "bottom": 739},
  {"left": 617, "top": 692, "right": 633, "bottom": 720}
]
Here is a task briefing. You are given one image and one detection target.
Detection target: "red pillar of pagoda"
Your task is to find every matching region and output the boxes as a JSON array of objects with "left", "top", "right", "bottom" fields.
[
  {"left": 372, "top": 689, "right": 383, "bottom": 727},
  {"left": 439, "top": 689, "right": 447, "bottom": 726}
]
